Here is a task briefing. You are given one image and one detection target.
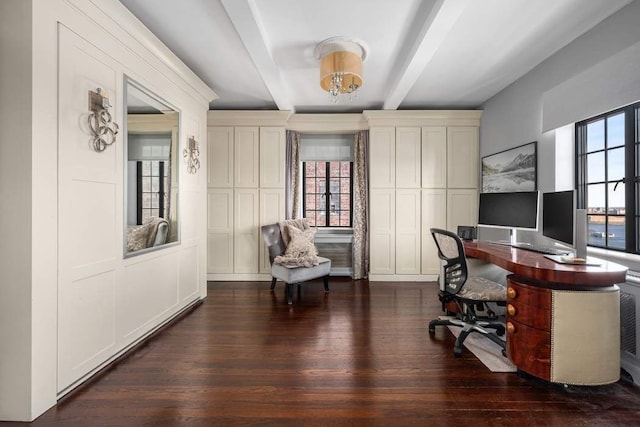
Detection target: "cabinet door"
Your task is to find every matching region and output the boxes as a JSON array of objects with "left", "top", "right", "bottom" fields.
[
  {"left": 259, "top": 127, "right": 285, "bottom": 188},
  {"left": 234, "top": 127, "right": 259, "bottom": 188},
  {"left": 369, "top": 189, "right": 395, "bottom": 274},
  {"left": 208, "top": 126, "right": 233, "bottom": 188},
  {"left": 447, "top": 126, "right": 478, "bottom": 189},
  {"left": 369, "top": 127, "right": 396, "bottom": 188},
  {"left": 396, "top": 127, "right": 421, "bottom": 188},
  {"left": 259, "top": 188, "right": 285, "bottom": 273},
  {"left": 234, "top": 189, "right": 259, "bottom": 273},
  {"left": 447, "top": 189, "right": 478, "bottom": 232},
  {"left": 422, "top": 126, "right": 447, "bottom": 188},
  {"left": 396, "top": 189, "right": 421, "bottom": 274},
  {"left": 421, "top": 189, "right": 447, "bottom": 274},
  {"left": 207, "top": 189, "right": 234, "bottom": 273}
]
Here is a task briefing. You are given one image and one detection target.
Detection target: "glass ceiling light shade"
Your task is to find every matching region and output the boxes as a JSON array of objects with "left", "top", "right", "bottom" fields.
[{"left": 314, "top": 37, "right": 368, "bottom": 104}]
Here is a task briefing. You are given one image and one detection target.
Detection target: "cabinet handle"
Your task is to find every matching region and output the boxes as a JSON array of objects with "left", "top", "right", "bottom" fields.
[
  {"left": 507, "top": 287, "right": 517, "bottom": 299},
  {"left": 507, "top": 304, "right": 516, "bottom": 316},
  {"left": 506, "top": 322, "right": 515, "bottom": 334}
]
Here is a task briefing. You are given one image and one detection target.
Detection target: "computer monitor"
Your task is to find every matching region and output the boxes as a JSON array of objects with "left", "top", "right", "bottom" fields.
[
  {"left": 542, "top": 190, "right": 575, "bottom": 246},
  {"left": 478, "top": 191, "right": 539, "bottom": 231}
]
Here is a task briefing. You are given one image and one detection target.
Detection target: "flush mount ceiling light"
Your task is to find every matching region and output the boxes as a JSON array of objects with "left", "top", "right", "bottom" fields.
[{"left": 314, "top": 37, "right": 368, "bottom": 104}]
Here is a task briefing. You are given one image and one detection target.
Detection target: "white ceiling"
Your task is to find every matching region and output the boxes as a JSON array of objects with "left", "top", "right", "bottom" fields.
[{"left": 118, "top": 0, "right": 631, "bottom": 113}]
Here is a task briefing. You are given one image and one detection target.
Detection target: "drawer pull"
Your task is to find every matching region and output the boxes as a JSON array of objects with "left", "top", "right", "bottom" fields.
[
  {"left": 506, "top": 322, "right": 515, "bottom": 334},
  {"left": 507, "top": 287, "right": 517, "bottom": 299},
  {"left": 507, "top": 304, "right": 516, "bottom": 316}
]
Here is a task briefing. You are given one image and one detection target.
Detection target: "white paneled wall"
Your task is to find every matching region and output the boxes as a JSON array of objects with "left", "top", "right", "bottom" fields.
[{"left": 0, "top": 0, "right": 216, "bottom": 421}]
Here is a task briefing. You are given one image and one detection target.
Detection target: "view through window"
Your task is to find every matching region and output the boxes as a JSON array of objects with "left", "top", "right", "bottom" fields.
[{"left": 576, "top": 102, "right": 639, "bottom": 252}]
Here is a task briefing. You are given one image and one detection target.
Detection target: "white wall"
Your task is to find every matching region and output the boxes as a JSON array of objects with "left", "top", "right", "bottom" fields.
[
  {"left": 479, "top": 0, "right": 640, "bottom": 242},
  {"left": 0, "top": 0, "right": 34, "bottom": 421},
  {"left": 0, "top": 0, "right": 215, "bottom": 421}
]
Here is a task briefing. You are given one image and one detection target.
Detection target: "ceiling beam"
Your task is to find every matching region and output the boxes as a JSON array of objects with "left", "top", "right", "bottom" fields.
[
  {"left": 383, "top": 0, "right": 469, "bottom": 110},
  {"left": 220, "top": 0, "right": 293, "bottom": 111}
]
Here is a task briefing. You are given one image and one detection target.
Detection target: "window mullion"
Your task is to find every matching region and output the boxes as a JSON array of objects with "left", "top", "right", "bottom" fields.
[
  {"left": 325, "top": 162, "right": 331, "bottom": 226},
  {"left": 625, "top": 106, "right": 636, "bottom": 252}
]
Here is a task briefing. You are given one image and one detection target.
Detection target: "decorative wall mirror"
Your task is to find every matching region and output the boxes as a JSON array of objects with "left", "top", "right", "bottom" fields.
[{"left": 124, "top": 76, "right": 180, "bottom": 256}]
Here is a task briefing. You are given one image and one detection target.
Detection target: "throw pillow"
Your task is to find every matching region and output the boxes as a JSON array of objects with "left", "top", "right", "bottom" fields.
[{"left": 274, "top": 226, "right": 319, "bottom": 267}]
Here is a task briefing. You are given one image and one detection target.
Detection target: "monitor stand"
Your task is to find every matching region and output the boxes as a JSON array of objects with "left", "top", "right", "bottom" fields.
[{"left": 510, "top": 229, "right": 518, "bottom": 246}]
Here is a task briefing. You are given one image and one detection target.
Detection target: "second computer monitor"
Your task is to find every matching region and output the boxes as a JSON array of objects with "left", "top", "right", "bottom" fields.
[{"left": 542, "top": 190, "right": 575, "bottom": 246}]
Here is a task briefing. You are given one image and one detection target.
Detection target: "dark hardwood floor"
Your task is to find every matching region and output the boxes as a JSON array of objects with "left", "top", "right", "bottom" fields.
[{"left": 10, "top": 279, "right": 640, "bottom": 426}]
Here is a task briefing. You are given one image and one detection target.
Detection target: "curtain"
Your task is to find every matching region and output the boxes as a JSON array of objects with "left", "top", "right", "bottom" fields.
[
  {"left": 285, "top": 130, "right": 301, "bottom": 219},
  {"left": 352, "top": 130, "right": 369, "bottom": 279}
]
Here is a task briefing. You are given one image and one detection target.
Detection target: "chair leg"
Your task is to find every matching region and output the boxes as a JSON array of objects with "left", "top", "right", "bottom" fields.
[
  {"left": 323, "top": 275, "right": 329, "bottom": 292},
  {"left": 286, "top": 283, "right": 293, "bottom": 305},
  {"left": 270, "top": 277, "right": 277, "bottom": 291}
]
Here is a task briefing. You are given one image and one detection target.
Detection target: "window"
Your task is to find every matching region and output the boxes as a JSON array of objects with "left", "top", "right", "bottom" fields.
[
  {"left": 302, "top": 161, "right": 353, "bottom": 227},
  {"left": 137, "top": 160, "right": 168, "bottom": 224},
  {"left": 576, "top": 101, "right": 639, "bottom": 252}
]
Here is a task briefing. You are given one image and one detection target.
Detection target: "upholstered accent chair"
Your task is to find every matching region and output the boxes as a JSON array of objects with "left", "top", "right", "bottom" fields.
[
  {"left": 428, "top": 228, "right": 507, "bottom": 357},
  {"left": 261, "top": 223, "right": 331, "bottom": 304}
]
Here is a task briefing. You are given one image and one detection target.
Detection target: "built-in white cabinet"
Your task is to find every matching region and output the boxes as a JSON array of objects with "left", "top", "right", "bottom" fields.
[
  {"left": 207, "top": 189, "right": 234, "bottom": 273},
  {"left": 234, "top": 127, "right": 260, "bottom": 188},
  {"left": 396, "top": 127, "right": 421, "bottom": 188},
  {"left": 421, "top": 189, "right": 447, "bottom": 274},
  {"left": 369, "top": 127, "right": 396, "bottom": 188},
  {"left": 364, "top": 111, "right": 482, "bottom": 280},
  {"left": 208, "top": 126, "right": 233, "bottom": 187},
  {"left": 447, "top": 189, "right": 478, "bottom": 232},
  {"left": 259, "top": 188, "right": 286, "bottom": 273},
  {"left": 369, "top": 189, "right": 396, "bottom": 275},
  {"left": 395, "top": 189, "right": 421, "bottom": 274},
  {"left": 234, "top": 189, "right": 260, "bottom": 273},
  {"left": 207, "top": 111, "right": 480, "bottom": 281},
  {"left": 259, "top": 128, "right": 286, "bottom": 188},
  {"left": 447, "top": 126, "right": 479, "bottom": 189},
  {"left": 421, "top": 126, "right": 447, "bottom": 188},
  {"left": 207, "top": 111, "right": 290, "bottom": 279}
]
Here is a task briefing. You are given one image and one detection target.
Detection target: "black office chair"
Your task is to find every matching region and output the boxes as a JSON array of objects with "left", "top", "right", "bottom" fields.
[{"left": 428, "top": 228, "right": 507, "bottom": 357}]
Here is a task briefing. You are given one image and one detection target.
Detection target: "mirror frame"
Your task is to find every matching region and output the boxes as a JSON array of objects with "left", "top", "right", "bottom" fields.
[{"left": 123, "top": 75, "right": 181, "bottom": 258}]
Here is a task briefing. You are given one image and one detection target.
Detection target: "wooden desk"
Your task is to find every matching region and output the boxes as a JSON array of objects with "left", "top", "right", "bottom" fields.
[{"left": 463, "top": 241, "right": 627, "bottom": 385}]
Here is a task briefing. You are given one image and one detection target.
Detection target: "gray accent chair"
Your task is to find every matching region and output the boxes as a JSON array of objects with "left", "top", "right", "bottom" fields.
[{"left": 261, "top": 223, "right": 331, "bottom": 304}]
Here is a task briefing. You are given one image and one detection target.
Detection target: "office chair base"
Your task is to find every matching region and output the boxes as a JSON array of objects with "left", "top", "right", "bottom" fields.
[{"left": 429, "top": 317, "right": 506, "bottom": 358}]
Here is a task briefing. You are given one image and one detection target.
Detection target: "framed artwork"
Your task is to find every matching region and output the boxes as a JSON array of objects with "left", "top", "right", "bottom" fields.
[{"left": 482, "top": 141, "right": 537, "bottom": 193}]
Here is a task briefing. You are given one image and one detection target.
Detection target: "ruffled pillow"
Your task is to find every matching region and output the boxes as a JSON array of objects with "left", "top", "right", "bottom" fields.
[{"left": 274, "top": 226, "right": 319, "bottom": 267}]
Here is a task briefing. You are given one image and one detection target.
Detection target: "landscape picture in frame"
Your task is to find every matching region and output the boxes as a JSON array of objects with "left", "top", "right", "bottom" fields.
[{"left": 482, "top": 141, "right": 537, "bottom": 193}]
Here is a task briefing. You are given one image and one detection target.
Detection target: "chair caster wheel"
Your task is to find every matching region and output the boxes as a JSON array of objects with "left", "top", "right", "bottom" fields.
[
  {"left": 428, "top": 322, "right": 436, "bottom": 334},
  {"left": 502, "top": 349, "right": 507, "bottom": 357},
  {"left": 454, "top": 347, "right": 463, "bottom": 358},
  {"left": 496, "top": 325, "right": 505, "bottom": 336}
]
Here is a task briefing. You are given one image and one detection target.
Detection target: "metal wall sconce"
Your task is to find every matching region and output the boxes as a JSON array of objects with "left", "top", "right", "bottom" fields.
[
  {"left": 88, "top": 88, "right": 119, "bottom": 152},
  {"left": 183, "top": 135, "right": 200, "bottom": 174}
]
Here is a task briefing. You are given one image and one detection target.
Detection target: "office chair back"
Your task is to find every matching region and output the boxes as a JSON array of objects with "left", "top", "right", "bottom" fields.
[{"left": 430, "top": 228, "right": 468, "bottom": 296}]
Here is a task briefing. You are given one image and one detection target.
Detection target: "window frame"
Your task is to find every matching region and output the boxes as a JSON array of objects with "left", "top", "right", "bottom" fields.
[
  {"left": 301, "top": 160, "right": 354, "bottom": 228},
  {"left": 575, "top": 101, "right": 639, "bottom": 253},
  {"left": 136, "top": 159, "right": 167, "bottom": 225}
]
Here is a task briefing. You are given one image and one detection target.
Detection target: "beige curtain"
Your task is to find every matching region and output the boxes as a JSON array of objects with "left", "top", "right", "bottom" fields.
[
  {"left": 285, "top": 130, "right": 301, "bottom": 219},
  {"left": 352, "top": 130, "right": 369, "bottom": 279}
]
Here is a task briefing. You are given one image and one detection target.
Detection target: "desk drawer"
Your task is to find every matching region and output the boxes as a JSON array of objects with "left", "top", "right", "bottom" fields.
[
  {"left": 506, "top": 319, "right": 551, "bottom": 381},
  {"left": 507, "top": 276, "right": 552, "bottom": 330}
]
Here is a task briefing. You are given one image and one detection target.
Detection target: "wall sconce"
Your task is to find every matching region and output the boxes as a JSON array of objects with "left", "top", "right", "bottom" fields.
[
  {"left": 88, "top": 88, "right": 119, "bottom": 152},
  {"left": 183, "top": 135, "right": 200, "bottom": 174}
]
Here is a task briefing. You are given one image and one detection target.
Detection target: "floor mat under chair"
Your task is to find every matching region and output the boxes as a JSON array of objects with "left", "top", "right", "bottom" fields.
[{"left": 439, "top": 316, "right": 517, "bottom": 373}]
